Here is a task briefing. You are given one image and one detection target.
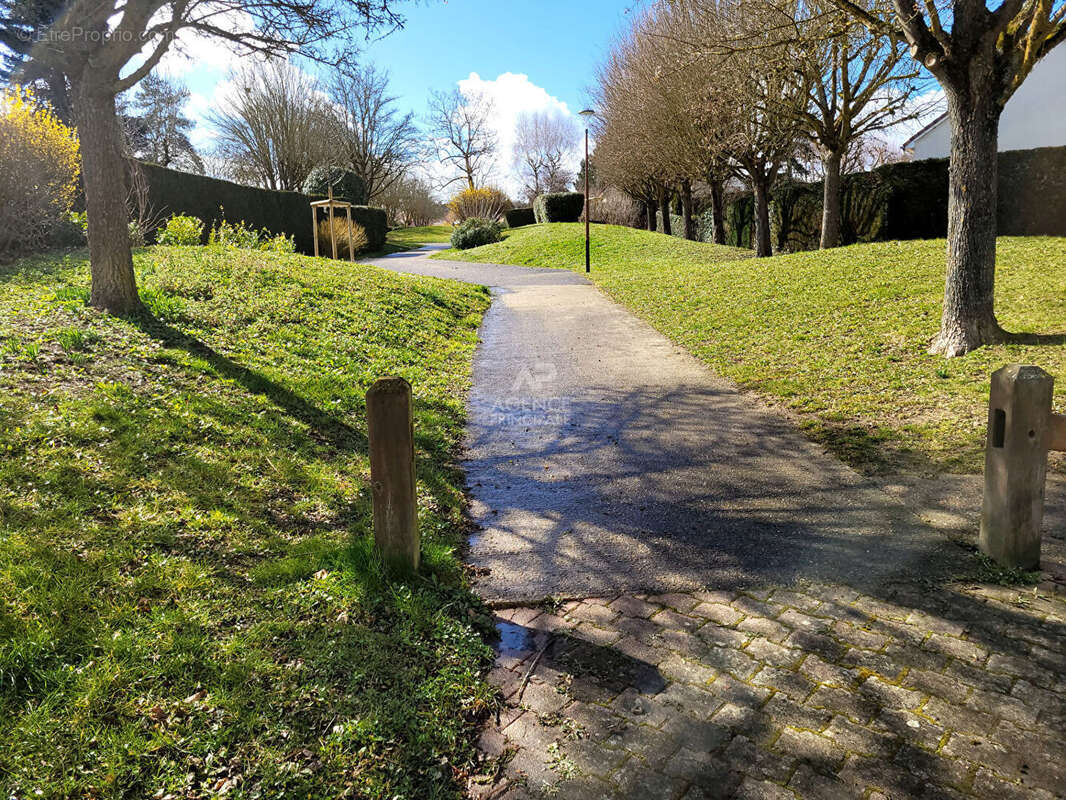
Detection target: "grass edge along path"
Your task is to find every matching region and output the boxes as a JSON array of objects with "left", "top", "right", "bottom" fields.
[
  {"left": 0, "top": 245, "right": 497, "bottom": 799},
  {"left": 434, "top": 223, "right": 1066, "bottom": 476}
]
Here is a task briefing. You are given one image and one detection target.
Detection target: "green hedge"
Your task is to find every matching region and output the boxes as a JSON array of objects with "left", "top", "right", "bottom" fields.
[
  {"left": 134, "top": 161, "right": 387, "bottom": 255},
  {"left": 724, "top": 193, "right": 754, "bottom": 249},
  {"left": 768, "top": 146, "right": 1066, "bottom": 252},
  {"left": 504, "top": 207, "right": 536, "bottom": 228},
  {"left": 349, "top": 205, "right": 388, "bottom": 250},
  {"left": 533, "top": 192, "right": 585, "bottom": 223}
]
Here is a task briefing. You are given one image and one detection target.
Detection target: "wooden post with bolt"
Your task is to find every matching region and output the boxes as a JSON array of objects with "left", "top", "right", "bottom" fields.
[
  {"left": 980, "top": 364, "right": 1065, "bottom": 569},
  {"left": 366, "top": 377, "right": 419, "bottom": 571}
]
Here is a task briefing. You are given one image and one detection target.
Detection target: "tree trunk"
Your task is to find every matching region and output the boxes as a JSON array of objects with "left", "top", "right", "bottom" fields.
[
  {"left": 752, "top": 174, "right": 772, "bottom": 258},
  {"left": 74, "top": 80, "right": 142, "bottom": 315},
  {"left": 820, "top": 149, "right": 844, "bottom": 249},
  {"left": 644, "top": 199, "right": 656, "bottom": 231},
  {"left": 929, "top": 90, "right": 1004, "bottom": 356},
  {"left": 659, "top": 192, "right": 672, "bottom": 236},
  {"left": 708, "top": 179, "right": 726, "bottom": 245},
  {"left": 680, "top": 179, "right": 696, "bottom": 240}
]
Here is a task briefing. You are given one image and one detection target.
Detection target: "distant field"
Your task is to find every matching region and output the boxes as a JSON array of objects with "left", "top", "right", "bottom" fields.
[
  {"left": 386, "top": 224, "right": 453, "bottom": 249},
  {"left": 436, "top": 223, "right": 1066, "bottom": 475}
]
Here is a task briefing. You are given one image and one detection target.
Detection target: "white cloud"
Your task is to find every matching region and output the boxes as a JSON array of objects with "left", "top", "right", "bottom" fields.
[{"left": 452, "top": 72, "right": 583, "bottom": 198}]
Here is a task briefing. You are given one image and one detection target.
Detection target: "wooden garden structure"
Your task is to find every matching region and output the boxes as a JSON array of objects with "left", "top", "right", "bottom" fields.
[{"left": 310, "top": 186, "right": 355, "bottom": 261}]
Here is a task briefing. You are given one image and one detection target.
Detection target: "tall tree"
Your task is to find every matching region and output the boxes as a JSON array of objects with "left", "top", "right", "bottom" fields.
[
  {"left": 211, "top": 61, "right": 334, "bottom": 191},
  {"left": 786, "top": 0, "right": 930, "bottom": 248},
  {"left": 511, "top": 110, "right": 578, "bottom": 204},
  {"left": 830, "top": 0, "right": 1066, "bottom": 354},
  {"left": 0, "top": 0, "right": 72, "bottom": 120},
  {"left": 124, "top": 73, "right": 203, "bottom": 172},
  {"left": 11, "top": 0, "right": 402, "bottom": 315},
  {"left": 426, "top": 87, "right": 497, "bottom": 190},
  {"left": 329, "top": 64, "right": 420, "bottom": 201}
]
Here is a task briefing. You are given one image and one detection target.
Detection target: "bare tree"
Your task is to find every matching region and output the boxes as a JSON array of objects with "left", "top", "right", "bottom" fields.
[
  {"left": 830, "top": 0, "right": 1066, "bottom": 354},
  {"left": 784, "top": 0, "right": 932, "bottom": 248},
  {"left": 512, "top": 110, "right": 579, "bottom": 204},
  {"left": 427, "top": 87, "right": 497, "bottom": 190},
  {"left": 211, "top": 61, "right": 334, "bottom": 191},
  {"left": 15, "top": 0, "right": 401, "bottom": 314},
  {"left": 329, "top": 64, "right": 420, "bottom": 201},
  {"left": 377, "top": 174, "right": 445, "bottom": 227}
]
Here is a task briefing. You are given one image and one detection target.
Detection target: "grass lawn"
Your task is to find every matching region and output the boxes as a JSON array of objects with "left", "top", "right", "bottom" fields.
[
  {"left": 435, "top": 223, "right": 1066, "bottom": 475},
  {"left": 0, "top": 245, "right": 495, "bottom": 798},
  {"left": 384, "top": 225, "right": 454, "bottom": 251}
]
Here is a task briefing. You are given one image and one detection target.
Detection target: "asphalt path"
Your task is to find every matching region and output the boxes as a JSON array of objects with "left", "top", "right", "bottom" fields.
[{"left": 363, "top": 244, "right": 958, "bottom": 603}]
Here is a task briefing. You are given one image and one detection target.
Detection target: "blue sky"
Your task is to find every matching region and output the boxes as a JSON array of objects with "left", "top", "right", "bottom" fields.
[
  {"left": 358, "top": 0, "right": 634, "bottom": 114},
  {"left": 161, "top": 0, "right": 636, "bottom": 194}
]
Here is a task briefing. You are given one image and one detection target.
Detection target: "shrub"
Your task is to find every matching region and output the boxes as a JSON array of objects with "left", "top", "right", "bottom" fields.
[
  {"left": 504, "top": 207, "right": 536, "bottom": 228},
  {"left": 450, "top": 218, "right": 501, "bottom": 250},
  {"left": 156, "top": 214, "right": 204, "bottom": 246},
  {"left": 260, "top": 233, "right": 296, "bottom": 253},
  {"left": 0, "top": 86, "right": 80, "bottom": 256},
  {"left": 448, "top": 187, "right": 511, "bottom": 222},
  {"left": 301, "top": 166, "right": 367, "bottom": 205},
  {"left": 316, "top": 217, "right": 368, "bottom": 259},
  {"left": 209, "top": 217, "right": 262, "bottom": 249},
  {"left": 533, "top": 192, "right": 585, "bottom": 223}
]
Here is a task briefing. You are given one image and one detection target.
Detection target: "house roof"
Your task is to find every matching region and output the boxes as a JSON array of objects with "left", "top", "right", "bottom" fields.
[{"left": 902, "top": 112, "right": 948, "bottom": 151}]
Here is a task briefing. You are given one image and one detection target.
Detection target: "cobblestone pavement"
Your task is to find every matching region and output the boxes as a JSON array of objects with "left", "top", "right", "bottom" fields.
[{"left": 468, "top": 581, "right": 1066, "bottom": 799}]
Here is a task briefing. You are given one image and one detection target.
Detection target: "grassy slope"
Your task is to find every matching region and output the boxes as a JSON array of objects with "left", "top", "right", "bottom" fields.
[
  {"left": 435, "top": 223, "right": 1066, "bottom": 474},
  {"left": 0, "top": 246, "right": 495, "bottom": 799}
]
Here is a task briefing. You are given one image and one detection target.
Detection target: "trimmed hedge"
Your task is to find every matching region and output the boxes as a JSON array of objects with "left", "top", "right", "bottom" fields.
[
  {"left": 133, "top": 161, "right": 386, "bottom": 255},
  {"left": 349, "top": 205, "right": 388, "bottom": 251},
  {"left": 725, "top": 193, "right": 754, "bottom": 249},
  {"left": 533, "top": 192, "right": 585, "bottom": 223},
  {"left": 769, "top": 146, "right": 1066, "bottom": 252},
  {"left": 504, "top": 207, "right": 536, "bottom": 228}
]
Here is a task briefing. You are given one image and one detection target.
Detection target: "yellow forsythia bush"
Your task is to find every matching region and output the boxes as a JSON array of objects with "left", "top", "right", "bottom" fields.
[
  {"left": 0, "top": 87, "right": 81, "bottom": 256},
  {"left": 446, "top": 186, "right": 511, "bottom": 222}
]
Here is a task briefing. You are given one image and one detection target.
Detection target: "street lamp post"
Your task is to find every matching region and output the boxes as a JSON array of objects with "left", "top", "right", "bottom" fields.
[{"left": 579, "top": 108, "right": 595, "bottom": 273}]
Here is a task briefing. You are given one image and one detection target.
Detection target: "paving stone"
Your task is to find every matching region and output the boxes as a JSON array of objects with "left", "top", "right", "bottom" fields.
[
  {"left": 822, "top": 715, "right": 898, "bottom": 757},
  {"left": 807, "top": 685, "right": 880, "bottom": 724},
  {"left": 744, "top": 637, "right": 802, "bottom": 668},
  {"left": 925, "top": 633, "right": 989, "bottom": 665},
  {"left": 752, "top": 666, "right": 814, "bottom": 700},
  {"left": 762, "top": 693, "right": 832, "bottom": 734},
  {"left": 772, "top": 727, "right": 845, "bottom": 768},
  {"left": 610, "top": 754, "right": 687, "bottom": 797},
  {"left": 778, "top": 608, "right": 831, "bottom": 632},
  {"left": 901, "top": 667, "right": 971, "bottom": 704},
  {"left": 648, "top": 592, "right": 702, "bottom": 613},
  {"left": 723, "top": 736, "right": 796, "bottom": 783},
  {"left": 921, "top": 696, "right": 996, "bottom": 734},
  {"left": 691, "top": 602, "right": 743, "bottom": 626},
  {"left": 477, "top": 588, "right": 1066, "bottom": 800},
  {"left": 659, "top": 654, "right": 717, "bottom": 686},
  {"left": 798, "top": 654, "right": 859, "bottom": 688},
  {"left": 859, "top": 676, "right": 923, "bottom": 710},
  {"left": 734, "top": 778, "right": 797, "bottom": 799},
  {"left": 737, "top": 615, "right": 791, "bottom": 643},
  {"left": 654, "top": 608, "right": 705, "bottom": 632},
  {"left": 609, "top": 595, "right": 661, "bottom": 618},
  {"left": 787, "top": 764, "right": 847, "bottom": 800}
]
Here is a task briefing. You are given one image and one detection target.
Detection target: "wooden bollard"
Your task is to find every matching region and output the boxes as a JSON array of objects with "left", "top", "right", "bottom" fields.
[
  {"left": 979, "top": 365, "right": 1054, "bottom": 569},
  {"left": 366, "top": 377, "right": 419, "bottom": 571}
]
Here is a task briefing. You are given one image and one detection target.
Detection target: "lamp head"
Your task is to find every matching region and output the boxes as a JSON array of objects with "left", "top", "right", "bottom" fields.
[{"left": 579, "top": 108, "right": 596, "bottom": 118}]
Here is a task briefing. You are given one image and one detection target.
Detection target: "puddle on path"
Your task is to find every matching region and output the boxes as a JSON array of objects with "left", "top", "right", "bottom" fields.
[{"left": 495, "top": 619, "right": 536, "bottom": 655}]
